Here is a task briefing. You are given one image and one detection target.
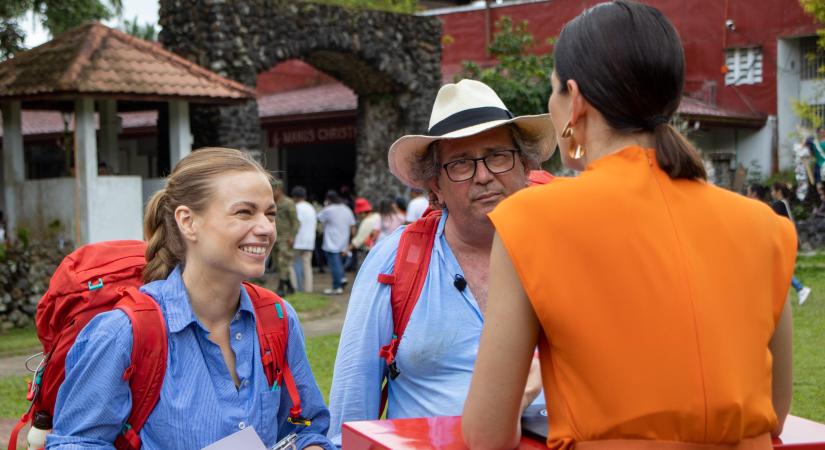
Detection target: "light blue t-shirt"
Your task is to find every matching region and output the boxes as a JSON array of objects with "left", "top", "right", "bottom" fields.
[{"left": 318, "top": 204, "right": 356, "bottom": 253}]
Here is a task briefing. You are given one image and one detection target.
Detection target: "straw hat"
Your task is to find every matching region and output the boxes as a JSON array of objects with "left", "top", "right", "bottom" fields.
[{"left": 388, "top": 79, "right": 556, "bottom": 189}]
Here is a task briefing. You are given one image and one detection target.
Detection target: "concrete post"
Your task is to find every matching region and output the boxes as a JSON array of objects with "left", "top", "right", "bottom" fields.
[
  {"left": 1, "top": 101, "right": 24, "bottom": 238},
  {"left": 169, "top": 100, "right": 192, "bottom": 166},
  {"left": 75, "top": 98, "right": 97, "bottom": 244},
  {"left": 98, "top": 99, "right": 119, "bottom": 174}
]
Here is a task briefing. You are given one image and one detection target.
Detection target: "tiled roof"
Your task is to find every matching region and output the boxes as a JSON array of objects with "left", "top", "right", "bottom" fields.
[
  {"left": 1, "top": 84, "right": 354, "bottom": 137},
  {"left": 257, "top": 82, "right": 357, "bottom": 118},
  {"left": 0, "top": 22, "right": 254, "bottom": 103},
  {"left": 678, "top": 96, "right": 765, "bottom": 127}
]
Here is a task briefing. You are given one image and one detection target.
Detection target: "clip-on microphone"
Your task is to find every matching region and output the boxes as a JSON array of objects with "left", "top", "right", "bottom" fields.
[{"left": 453, "top": 274, "right": 467, "bottom": 292}]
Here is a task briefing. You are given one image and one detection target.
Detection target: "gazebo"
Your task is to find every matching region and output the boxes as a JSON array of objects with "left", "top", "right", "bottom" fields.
[{"left": 0, "top": 22, "right": 255, "bottom": 244}]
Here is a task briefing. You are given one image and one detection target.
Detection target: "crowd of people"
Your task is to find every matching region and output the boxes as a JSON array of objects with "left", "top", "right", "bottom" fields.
[
  {"left": 267, "top": 185, "right": 432, "bottom": 296},
  {"left": 44, "top": 2, "right": 802, "bottom": 450}
]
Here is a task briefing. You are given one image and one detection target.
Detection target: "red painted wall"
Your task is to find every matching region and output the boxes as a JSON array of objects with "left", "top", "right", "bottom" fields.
[
  {"left": 440, "top": 0, "right": 819, "bottom": 116},
  {"left": 256, "top": 60, "right": 338, "bottom": 95},
  {"left": 258, "top": 0, "right": 818, "bottom": 115}
]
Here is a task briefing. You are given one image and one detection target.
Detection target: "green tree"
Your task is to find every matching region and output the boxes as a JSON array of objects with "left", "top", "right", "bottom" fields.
[
  {"left": 121, "top": 16, "right": 157, "bottom": 41},
  {"left": 0, "top": 1, "right": 30, "bottom": 60},
  {"left": 457, "top": 16, "right": 553, "bottom": 117},
  {"left": 0, "top": 0, "right": 122, "bottom": 60},
  {"left": 304, "top": 0, "right": 418, "bottom": 14},
  {"left": 796, "top": 0, "right": 825, "bottom": 129},
  {"left": 457, "top": 16, "right": 558, "bottom": 170},
  {"left": 801, "top": 0, "right": 825, "bottom": 45}
]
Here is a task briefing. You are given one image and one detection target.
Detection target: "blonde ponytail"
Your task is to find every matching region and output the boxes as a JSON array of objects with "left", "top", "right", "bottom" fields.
[{"left": 143, "top": 189, "right": 182, "bottom": 282}]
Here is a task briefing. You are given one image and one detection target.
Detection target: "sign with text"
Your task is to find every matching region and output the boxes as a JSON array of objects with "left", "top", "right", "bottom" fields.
[{"left": 268, "top": 124, "right": 357, "bottom": 148}]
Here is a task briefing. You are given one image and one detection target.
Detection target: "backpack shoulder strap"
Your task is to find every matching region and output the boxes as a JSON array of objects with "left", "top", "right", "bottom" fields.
[
  {"left": 244, "top": 282, "right": 308, "bottom": 426},
  {"left": 528, "top": 170, "right": 554, "bottom": 186},
  {"left": 113, "top": 287, "right": 168, "bottom": 450},
  {"left": 376, "top": 208, "right": 441, "bottom": 416}
]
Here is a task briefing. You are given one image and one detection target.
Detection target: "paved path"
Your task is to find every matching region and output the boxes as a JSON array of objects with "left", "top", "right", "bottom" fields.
[{"left": 0, "top": 269, "right": 353, "bottom": 449}]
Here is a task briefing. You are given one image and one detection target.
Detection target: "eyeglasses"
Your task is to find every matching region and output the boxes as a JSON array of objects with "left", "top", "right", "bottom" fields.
[{"left": 441, "top": 150, "right": 519, "bottom": 182}]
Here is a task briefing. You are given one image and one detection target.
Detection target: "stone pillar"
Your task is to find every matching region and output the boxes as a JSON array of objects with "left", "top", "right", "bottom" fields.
[
  {"left": 1, "top": 101, "right": 24, "bottom": 236},
  {"left": 98, "top": 99, "right": 119, "bottom": 174},
  {"left": 169, "top": 100, "right": 192, "bottom": 165},
  {"left": 356, "top": 94, "right": 406, "bottom": 201},
  {"left": 190, "top": 101, "right": 261, "bottom": 158},
  {"left": 75, "top": 98, "right": 97, "bottom": 244}
]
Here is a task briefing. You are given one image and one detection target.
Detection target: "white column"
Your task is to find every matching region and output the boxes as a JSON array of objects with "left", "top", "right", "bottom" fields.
[
  {"left": 2, "top": 101, "right": 24, "bottom": 237},
  {"left": 75, "top": 98, "right": 97, "bottom": 244},
  {"left": 169, "top": 100, "right": 192, "bottom": 166},
  {"left": 98, "top": 99, "right": 119, "bottom": 174}
]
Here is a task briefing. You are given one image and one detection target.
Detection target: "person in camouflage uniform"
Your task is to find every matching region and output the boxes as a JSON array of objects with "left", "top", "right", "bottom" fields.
[{"left": 272, "top": 179, "right": 298, "bottom": 295}]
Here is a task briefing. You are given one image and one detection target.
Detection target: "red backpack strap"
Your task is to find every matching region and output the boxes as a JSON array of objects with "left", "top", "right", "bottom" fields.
[
  {"left": 112, "top": 287, "right": 168, "bottom": 450},
  {"left": 244, "top": 282, "right": 308, "bottom": 426},
  {"left": 528, "top": 170, "right": 554, "bottom": 186},
  {"left": 376, "top": 208, "right": 441, "bottom": 416}
]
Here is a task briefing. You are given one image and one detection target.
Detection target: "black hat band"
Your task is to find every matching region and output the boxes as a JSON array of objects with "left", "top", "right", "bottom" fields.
[{"left": 428, "top": 106, "right": 514, "bottom": 136}]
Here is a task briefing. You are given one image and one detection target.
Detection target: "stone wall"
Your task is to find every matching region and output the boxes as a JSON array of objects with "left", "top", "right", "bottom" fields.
[
  {"left": 159, "top": 0, "right": 442, "bottom": 200},
  {"left": 798, "top": 218, "right": 825, "bottom": 252},
  {"left": 0, "top": 241, "right": 69, "bottom": 331}
]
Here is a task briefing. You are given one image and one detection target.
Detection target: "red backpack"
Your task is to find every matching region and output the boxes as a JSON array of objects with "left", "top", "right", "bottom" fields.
[
  {"left": 8, "top": 240, "right": 306, "bottom": 450},
  {"left": 375, "top": 170, "right": 554, "bottom": 415}
]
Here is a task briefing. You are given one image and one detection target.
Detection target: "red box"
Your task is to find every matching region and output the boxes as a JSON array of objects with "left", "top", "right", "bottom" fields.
[{"left": 342, "top": 415, "right": 825, "bottom": 449}]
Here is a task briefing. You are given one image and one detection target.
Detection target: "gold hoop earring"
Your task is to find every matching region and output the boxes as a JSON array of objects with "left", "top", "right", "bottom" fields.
[
  {"left": 570, "top": 144, "right": 585, "bottom": 160},
  {"left": 561, "top": 121, "right": 574, "bottom": 139},
  {"left": 561, "top": 121, "right": 586, "bottom": 160}
]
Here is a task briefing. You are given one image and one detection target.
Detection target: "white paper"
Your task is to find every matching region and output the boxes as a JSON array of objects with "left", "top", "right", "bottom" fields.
[{"left": 200, "top": 426, "right": 268, "bottom": 450}]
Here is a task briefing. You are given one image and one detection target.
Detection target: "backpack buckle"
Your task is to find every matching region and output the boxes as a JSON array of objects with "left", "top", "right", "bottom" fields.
[
  {"left": 388, "top": 361, "right": 400, "bottom": 380},
  {"left": 87, "top": 278, "right": 104, "bottom": 291}
]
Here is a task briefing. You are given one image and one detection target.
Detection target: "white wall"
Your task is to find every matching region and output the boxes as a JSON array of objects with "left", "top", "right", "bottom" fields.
[
  {"left": 776, "top": 37, "right": 824, "bottom": 172},
  {"left": 691, "top": 120, "right": 773, "bottom": 182},
  {"left": 18, "top": 178, "right": 76, "bottom": 240},
  {"left": 777, "top": 38, "right": 799, "bottom": 173},
  {"left": 738, "top": 118, "right": 774, "bottom": 179},
  {"left": 88, "top": 175, "right": 143, "bottom": 243},
  {"left": 142, "top": 178, "right": 166, "bottom": 205}
]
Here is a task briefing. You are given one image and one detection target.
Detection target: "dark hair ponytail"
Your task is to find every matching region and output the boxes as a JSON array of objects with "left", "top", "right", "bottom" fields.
[
  {"left": 654, "top": 123, "right": 706, "bottom": 180},
  {"left": 555, "top": 1, "right": 706, "bottom": 180}
]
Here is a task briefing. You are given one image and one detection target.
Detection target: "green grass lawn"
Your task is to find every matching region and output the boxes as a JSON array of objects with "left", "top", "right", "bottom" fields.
[
  {"left": 0, "top": 326, "right": 40, "bottom": 358},
  {"left": 0, "top": 376, "right": 28, "bottom": 419},
  {"left": 305, "top": 334, "right": 340, "bottom": 402},
  {"left": 790, "top": 256, "right": 825, "bottom": 422},
  {"left": 286, "top": 292, "right": 333, "bottom": 315}
]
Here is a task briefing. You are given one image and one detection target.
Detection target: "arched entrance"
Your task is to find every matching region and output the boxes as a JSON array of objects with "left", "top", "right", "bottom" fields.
[{"left": 159, "top": 0, "right": 442, "bottom": 200}]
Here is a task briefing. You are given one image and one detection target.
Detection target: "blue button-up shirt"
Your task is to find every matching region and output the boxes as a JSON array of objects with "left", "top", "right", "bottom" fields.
[
  {"left": 327, "top": 211, "right": 486, "bottom": 444},
  {"left": 47, "top": 267, "right": 334, "bottom": 450}
]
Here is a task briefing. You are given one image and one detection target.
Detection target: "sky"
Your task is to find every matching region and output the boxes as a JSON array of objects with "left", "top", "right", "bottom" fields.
[{"left": 20, "top": 0, "right": 160, "bottom": 49}]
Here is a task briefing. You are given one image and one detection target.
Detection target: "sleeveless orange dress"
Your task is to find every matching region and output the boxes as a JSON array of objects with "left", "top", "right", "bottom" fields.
[{"left": 490, "top": 146, "right": 797, "bottom": 449}]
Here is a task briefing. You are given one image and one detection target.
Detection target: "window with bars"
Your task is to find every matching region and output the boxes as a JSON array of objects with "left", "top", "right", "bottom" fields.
[
  {"left": 724, "top": 47, "right": 763, "bottom": 86},
  {"left": 800, "top": 36, "right": 825, "bottom": 80}
]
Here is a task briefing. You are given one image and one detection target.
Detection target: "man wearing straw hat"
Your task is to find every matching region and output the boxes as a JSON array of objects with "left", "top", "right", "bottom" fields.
[{"left": 328, "top": 79, "right": 556, "bottom": 443}]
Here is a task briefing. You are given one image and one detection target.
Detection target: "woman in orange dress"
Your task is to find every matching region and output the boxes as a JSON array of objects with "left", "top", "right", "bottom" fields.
[{"left": 462, "top": 2, "right": 795, "bottom": 449}]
